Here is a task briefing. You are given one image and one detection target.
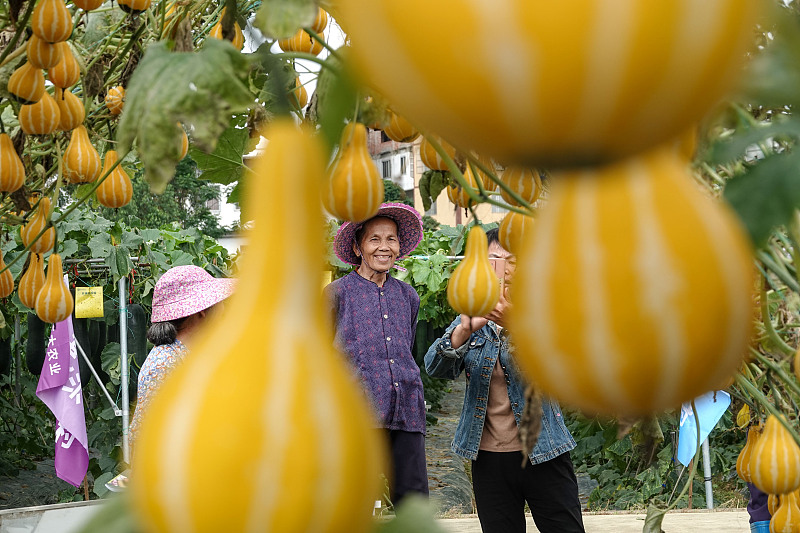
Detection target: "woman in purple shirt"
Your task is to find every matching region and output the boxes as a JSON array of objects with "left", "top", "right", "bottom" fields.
[{"left": 325, "top": 203, "right": 428, "bottom": 507}]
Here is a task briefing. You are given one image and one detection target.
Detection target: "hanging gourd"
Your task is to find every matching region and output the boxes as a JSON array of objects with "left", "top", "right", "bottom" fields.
[
  {"left": 446, "top": 163, "right": 478, "bottom": 209},
  {"left": 750, "top": 415, "right": 800, "bottom": 495},
  {"left": 19, "top": 91, "right": 61, "bottom": 135},
  {"left": 130, "top": 119, "right": 385, "bottom": 533},
  {"left": 55, "top": 88, "right": 85, "bottom": 131},
  {"left": 35, "top": 254, "right": 74, "bottom": 324},
  {"left": 105, "top": 86, "right": 125, "bottom": 115},
  {"left": 384, "top": 112, "right": 419, "bottom": 143},
  {"left": 337, "top": 0, "right": 763, "bottom": 168},
  {"left": 96, "top": 150, "right": 133, "bottom": 208},
  {"left": 770, "top": 491, "right": 800, "bottom": 533},
  {"left": 208, "top": 8, "right": 244, "bottom": 50},
  {"left": 18, "top": 253, "right": 45, "bottom": 310},
  {"left": 0, "top": 133, "right": 25, "bottom": 192},
  {"left": 179, "top": 125, "right": 189, "bottom": 160},
  {"left": 26, "top": 34, "right": 63, "bottom": 69},
  {"left": 0, "top": 253, "right": 14, "bottom": 299},
  {"left": 736, "top": 424, "right": 761, "bottom": 483},
  {"left": 48, "top": 43, "right": 81, "bottom": 89},
  {"left": 499, "top": 167, "right": 543, "bottom": 207},
  {"left": 278, "top": 29, "right": 322, "bottom": 55},
  {"left": 420, "top": 135, "right": 455, "bottom": 172},
  {"left": 31, "top": 0, "right": 73, "bottom": 43},
  {"left": 117, "top": 0, "right": 152, "bottom": 14},
  {"left": 508, "top": 147, "right": 754, "bottom": 416},
  {"left": 447, "top": 226, "right": 500, "bottom": 317},
  {"left": 289, "top": 77, "right": 308, "bottom": 110},
  {"left": 794, "top": 346, "right": 800, "bottom": 383},
  {"left": 73, "top": 0, "right": 105, "bottom": 10},
  {"left": 471, "top": 156, "right": 497, "bottom": 192},
  {"left": 322, "top": 122, "right": 384, "bottom": 222},
  {"left": 498, "top": 211, "right": 534, "bottom": 255},
  {"left": 769, "top": 494, "right": 782, "bottom": 517},
  {"left": 8, "top": 62, "right": 46, "bottom": 105},
  {"left": 161, "top": 1, "right": 187, "bottom": 40},
  {"left": 21, "top": 198, "right": 55, "bottom": 254},
  {"left": 64, "top": 125, "right": 102, "bottom": 183},
  {"left": 311, "top": 7, "right": 328, "bottom": 33}
]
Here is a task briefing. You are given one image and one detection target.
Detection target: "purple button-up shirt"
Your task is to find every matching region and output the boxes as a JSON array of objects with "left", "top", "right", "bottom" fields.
[{"left": 325, "top": 271, "right": 426, "bottom": 434}]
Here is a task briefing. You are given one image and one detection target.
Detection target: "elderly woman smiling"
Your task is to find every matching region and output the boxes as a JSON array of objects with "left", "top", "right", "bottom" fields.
[{"left": 324, "top": 203, "right": 428, "bottom": 507}]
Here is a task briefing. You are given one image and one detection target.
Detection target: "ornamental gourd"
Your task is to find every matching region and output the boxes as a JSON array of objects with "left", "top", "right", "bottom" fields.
[
  {"left": 26, "top": 34, "right": 63, "bottom": 69},
  {"left": 312, "top": 8, "right": 329, "bottom": 33},
  {"left": 736, "top": 425, "right": 761, "bottom": 483},
  {"left": 64, "top": 125, "right": 102, "bottom": 183},
  {"left": 500, "top": 167, "right": 543, "bottom": 207},
  {"left": 18, "top": 253, "right": 45, "bottom": 310},
  {"left": 289, "top": 77, "right": 308, "bottom": 110},
  {"left": 208, "top": 8, "right": 244, "bottom": 50},
  {"left": 130, "top": 119, "right": 385, "bottom": 533},
  {"left": 323, "top": 122, "right": 384, "bottom": 222},
  {"left": 750, "top": 415, "right": 800, "bottom": 495},
  {"left": 179, "top": 125, "right": 189, "bottom": 160},
  {"left": 8, "top": 62, "right": 46, "bottom": 104},
  {"left": 96, "top": 150, "right": 133, "bottom": 208},
  {"left": 384, "top": 112, "right": 419, "bottom": 143},
  {"left": 105, "top": 86, "right": 125, "bottom": 115},
  {"left": 117, "top": 0, "right": 152, "bottom": 14},
  {"left": 48, "top": 43, "right": 81, "bottom": 89},
  {"left": 19, "top": 91, "right": 61, "bottom": 135},
  {"left": 72, "top": 0, "right": 104, "bottom": 10},
  {"left": 55, "top": 88, "right": 85, "bottom": 131},
  {"left": 337, "top": 0, "right": 764, "bottom": 168},
  {"left": 35, "top": 254, "right": 73, "bottom": 324},
  {"left": 420, "top": 135, "right": 455, "bottom": 171},
  {"left": 31, "top": 0, "right": 73, "bottom": 43},
  {"left": 447, "top": 226, "right": 500, "bottom": 317},
  {"left": 771, "top": 491, "right": 800, "bottom": 533},
  {"left": 508, "top": 147, "right": 754, "bottom": 416},
  {"left": 279, "top": 29, "right": 322, "bottom": 55},
  {"left": 471, "top": 157, "right": 497, "bottom": 192},
  {"left": 0, "top": 133, "right": 25, "bottom": 192},
  {"left": 770, "top": 494, "right": 782, "bottom": 517},
  {"left": 21, "top": 198, "right": 55, "bottom": 254},
  {"left": 0, "top": 254, "right": 14, "bottom": 299},
  {"left": 498, "top": 211, "right": 534, "bottom": 255},
  {"left": 446, "top": 163, "right": 478, "bottom": 209}
]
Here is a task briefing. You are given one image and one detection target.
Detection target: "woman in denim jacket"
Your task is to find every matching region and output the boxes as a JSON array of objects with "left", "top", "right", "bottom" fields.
[{"left": 424, "top": 229, "right": 584, "bottom": 533}]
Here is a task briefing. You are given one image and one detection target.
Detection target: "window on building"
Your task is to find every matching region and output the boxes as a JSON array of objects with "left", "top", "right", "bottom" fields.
[
  {"left": 206, "top": 196, "right": 221, "bottom": 211},
  {"left": 382, "top": 160, "right": 392, "bottom": 178},
  {"left": 381, "top": 131, "right": 391, "bottom": 143},
  {"left": 400, "top": 156, "right": 407, "bottom": 175}
]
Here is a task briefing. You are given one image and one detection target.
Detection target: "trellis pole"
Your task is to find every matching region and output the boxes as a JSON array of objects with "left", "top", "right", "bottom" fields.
[{"left": 119, "top": 277, "right": 130, "bottom": 464}]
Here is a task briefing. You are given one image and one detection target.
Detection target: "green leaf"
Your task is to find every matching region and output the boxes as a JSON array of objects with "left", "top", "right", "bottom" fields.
[
  {"left": 190, "top": 122, "right": 249, "bottom": 185},
  {"left": 107, "top": 247, "right": 133, "bottom": 282},
  {"left": 642, "top": 503, "right": 667, "bottom": 533},
  {"left": 253, "top": 0, "right": 317, "bottom": 40},
  {"left": 706, "top": 118, "right": 800, "bottom": 165},
  {"left": 742, "top": 8, "right": 800, "bottom": 109},
  {"left": 139, "top": 229, "right": 161, "bottom": 242},
  {"left": 59, "top": 239, "right": 79, "bottom": 259},
  {"left": 101, "top": 342, "right": 122, "bottom": 384},
  {"left": 429, "top": 171, "right": 449, "bottom": 207},
  {"left": 419, "top": 172, "right": 432, "bottom": 212},
  {"left": 118, "top": 40, "right": 254, "bottom": 193},
  {"left": 316, "top": 54, "right": 358, "bottom": 151},
  {"left": 88, "top": 233, "right": 113, "bottom": 259}
]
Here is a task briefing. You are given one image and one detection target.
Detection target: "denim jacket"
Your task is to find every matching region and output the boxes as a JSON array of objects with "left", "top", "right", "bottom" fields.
[{"left": 424, "top": 317, "right": 576, "bottom": 465}]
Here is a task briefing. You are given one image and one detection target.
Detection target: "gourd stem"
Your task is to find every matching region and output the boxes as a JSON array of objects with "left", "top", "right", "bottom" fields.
[
  {"left": 735, "top": 373, "right": 800, "bottom": 447},
  {"left": 750, "top": 349, "right": 800, "bottom": 402},
  {"left": 760, "top": 275, "right": 796, "bottom": 356},
  {"left": 789, "top": 213, "right": 800, "bottom": 288},
  {"left": 758, "top": 250, "right": 800, "bottom": 293},
  {"left": 0, "top": 0, "right": 36, "bottom": 68},
  {"left": 467, "top": 204, "right": 481, "bottom": 226},
  {"left": 665, "top": 401, "right": 702, "bottom": 510},
  {"left": 276, "top": 52, "right": 340, "bottom": 74}
]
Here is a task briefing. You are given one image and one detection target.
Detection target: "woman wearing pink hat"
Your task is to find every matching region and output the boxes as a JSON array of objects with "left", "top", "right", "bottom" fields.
[{"left": 325, "top": 203, "right": 428, "bottom": 508}]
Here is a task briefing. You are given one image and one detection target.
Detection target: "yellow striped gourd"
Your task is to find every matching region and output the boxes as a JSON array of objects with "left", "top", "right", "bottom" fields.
[
  {"left": 771, "top": 491, "right": 800, "bottom": 533},
  {"left": 500, "top": 167, "right": 543, "bottom": 207},
  {"left": 278, "top": 29, "right": 322, "bottom": 55},
  {"left": 208, "top": 8, "right": 244, "bottom": 50},
  {"left": 161, "top": 1, "right": 187, "bottom": 40},
  {"left": 19, "top": 91, "right": 61, "bottom": 135},
  {"left": 770, "top": 494, "right": 782, "bottom": 517},
  {"left": 323, "top": 122, "right": 384, "bottom": 222},
  {"left": 18, "top": 253, "right": 45, "bottom": 309},
  {"left": 179, "top": 125, "right": 189, "bottom": 160},
  {"left": 26, "top": 34, "right": 63, "bottom": 69},
  {"left": 131, "top": 119, "right": 385, "bottom": 533},
  {"left": 750, "top": 415, "right": 800, "bottom": 495},
  {"left": 338, "top": 0, "right": 764, "bottom": 168},
  {"left": 31, "top": 0, "right": 73, "bottom": 43},
  {"left": 508, "top": 147, "right": 754, "bottom": 416},
  {"left": 48, "top": 43, "right": 81, "bottom": 89},
  {"left": 96, "top": 150, "right": 133, "bottom": 208},
  {"left": 498, "top": 210, "right": 533, "bottom": 255},
  {"left": 736, "top": 424, "right": 761, "bottom": 483},
  {"left": 105, "top": 86, "right": 125, "bottom": 115},
  {"left": 446, "top": 163, "right": 478, "bottom": 209},
  {"left": 55, "top": 88, "right": 85, "bottom": 131},
  {"left": 73, "top": 0, "right": 105, "bottom": 10},
  {"left": 420, "top": 135, "right": 455, "bottom": 171},
  {"left": 447, "top": 226, "right": 500, "bottom": 317},
  {"left": 35, "top": 254, "right": 73, "bottom": 324},
  {"left": 117, "top": 0, "right": 152, "bottom": 13},
  {"left": 384, "top": 112, "right": 419, "bottom": 143},
  {"left": 0, "top": 133, "right": 25, "bottom": 192},
  {"left": 289, "top": 77, "right": 308, "bottom": 110},
  {"left": 21, "top": 198, "right": 55, "bottom": 254},
  {"left": 471, "top": 156, "right": 497, "bottom": 192},
  {"left": 8, "top": 62, "right": 46, "bottom": 105},
  {"left": 64, "top": 125, "right": 102, "bottom": 183},
  {"left": 312, "top": 7, "right": 329, "bottom": 33},
  {"left": 0, "top": 253, "right": 14, "bottom": 299}
]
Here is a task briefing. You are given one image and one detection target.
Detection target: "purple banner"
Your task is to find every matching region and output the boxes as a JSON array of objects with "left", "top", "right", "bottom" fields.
[{"left": 36, "top": 317, "right": 89, "bottom": 487}]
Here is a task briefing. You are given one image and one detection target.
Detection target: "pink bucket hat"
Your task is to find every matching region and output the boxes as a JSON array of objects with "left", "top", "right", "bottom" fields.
[
  {"left": 334, "top": 203, "right": 423, "bottom": 266},
  {"left": 150, "top": 265, "right": 236, "bottom": 323}
]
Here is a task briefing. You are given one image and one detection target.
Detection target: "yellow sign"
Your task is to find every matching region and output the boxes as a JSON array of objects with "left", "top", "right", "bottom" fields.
[{"left": 75, "top": 287, "right": 104, "bottom": 318}]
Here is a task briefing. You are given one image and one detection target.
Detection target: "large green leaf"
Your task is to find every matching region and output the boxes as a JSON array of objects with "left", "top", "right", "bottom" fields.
[
  {"left": 118, "top": 40, "right": 254, "bottom": 193},
  {"left": 254, "top": 0, "right": 317, "bottom": 39},
  {"left": 189, "top": 121, "right": 250, "bottom": 185}
]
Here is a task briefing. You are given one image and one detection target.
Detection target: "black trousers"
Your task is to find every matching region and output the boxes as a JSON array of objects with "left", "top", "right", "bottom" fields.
[
  {"left": 387, "top": 429, "right": 429, "bottom": 507},
  {"left": 471, "top": 451, "right": 585, "bottom": 533}
]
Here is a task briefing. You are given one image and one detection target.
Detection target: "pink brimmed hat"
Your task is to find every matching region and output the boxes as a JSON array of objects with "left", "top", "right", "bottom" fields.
[
  {"left": 150, "top": 265, "right": 236, "bottom": 323},
  {"left": 334, "top": 203, "right": 424, "bottom": 266}
]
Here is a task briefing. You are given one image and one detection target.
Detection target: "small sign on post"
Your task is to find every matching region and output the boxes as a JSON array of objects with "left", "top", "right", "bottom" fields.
[{"left": 74, "top": 287, "right": 104, "bottom": 318}]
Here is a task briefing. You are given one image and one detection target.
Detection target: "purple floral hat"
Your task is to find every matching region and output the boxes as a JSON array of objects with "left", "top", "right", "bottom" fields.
[
  {"left": 150, "top": 265, "right": 236, "bottom": 323},
  {"left": 334, "top": 203, "right": 423, "bottom": 266}
]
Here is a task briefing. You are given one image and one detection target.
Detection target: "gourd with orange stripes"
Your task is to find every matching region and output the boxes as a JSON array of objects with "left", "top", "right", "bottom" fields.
[
  {"left": 96, "top": 150, "right": 133, "bottom": 208},
  {"left": 508, "top": 147, "right": 754, "bottom": 416},
  {"left": 498, "top": 210, "right": 534, "bottom": 255},
  {"left": 21, "top": 198, "right": 55, "bottom": 254},
  {"left": 117, "top": 0, "right": 152, "bottom": 14},
  {"left": 447, "top": 226, "right": 500, "bottom": 317},
  {"left": 771, "top": 491, "right": 800, "bottom": 533},
  {"left": 289, "top": 77, "right": 308, "bottom": 110},
  {"left": 322, "top": 122, "right": 384, "bottom": 222},
  {"left": 35, "top": 254, "right": 74, "bottom": 324},
  {"left": 750, "top": 415, "right": 800, "bottom": 495},
  {"left": 278, "top": 29, "right": 322, "bottom": 55},
  {"left": 48, "top": 43, "right": 81, "bottom": 89},
  {"left": 0, "top": 133, "right": 25, "bottom": 192},
  {"left": 312, "top": 8, "right": 329, "bottom": 33},
  {"left": 179, "top": 125, "right": 189, "bottom": 160},
  {"left": 338, "top": 1, "right": 764, "bottom": 168},
  {"left": 18, "top": 253, "right": 45, "bottom": 309},
  {"left": 208, "top": 8, "right": 244, "bottom": 50},
  {"left": 736, "top": 424, "right": 761, "bottom": 483},
  {"left": 0, "top": 253, "right": 14, "bottom": 299},
  {"left": 26, "top": 34, "right": 63, "bottom": 69},
  {"left": 446, "top": 163, "right": 478, "bottom": 209},
  {"left": 19, "top": 91, "right": 61, "bottom": 135},
  {"left": 73, "top": 0, "right": 104, "bottom": 10},
  {"left": 8, "top": 62, "right": 46, "bottom": 105},
  {"left": 105, "top": 86, "right": 125, "bottom": 115},
  {"left": 130, "top": 119, "right": 385, "bottom": 533},
  {"left": 384, "top": 112, "right": 419, "bottom": 143},
  {"left": 420, "top": 135, "right": 455, "bottom": 171},
  {"left": 55, "top": 88, "right": 85, "bottom": 131},
  {"left": 64, "top": 125, "right": 102, "bottom": 183},
  {"left": 31, "top": 0, "right": 73, "bottom": 43},
  {"left": 499, "top": 167, "right": 543, "bottom": 207}
]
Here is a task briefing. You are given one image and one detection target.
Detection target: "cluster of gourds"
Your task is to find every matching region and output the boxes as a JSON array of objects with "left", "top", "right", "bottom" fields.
[{"left": 278, "top": 7, "right": 328, "bottom": 56}]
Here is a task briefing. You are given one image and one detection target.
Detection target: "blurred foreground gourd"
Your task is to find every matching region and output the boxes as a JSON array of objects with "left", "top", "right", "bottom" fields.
[
  {"left": 131, "top": 119, "right": 385, "bottom": 533},
  {"left": 21, "top": 198, "right": 55, "bottom": 254},
  {"left": 771, "top": 491, "right": 800, "bottom": 533},
  {"left": 500, "top": 167, "right": 543, "bottom": 207},
  {"left": 384, "top": 111, "right": 419, "bottom": 143},
  {"left": 18, "top": 253, "right": 45, "bottom": 310},
  {"left": 509, "top": 147, "right": 754, "bottom": 416},
  {"left": 750, "top": 415, "right": 800, "bottom": 495},
  {"left": 447, "top": 226, "right": 500, "bottom": 317},
  {"left": 35, "top": 254, "right": 73, "bottom": 324}
]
